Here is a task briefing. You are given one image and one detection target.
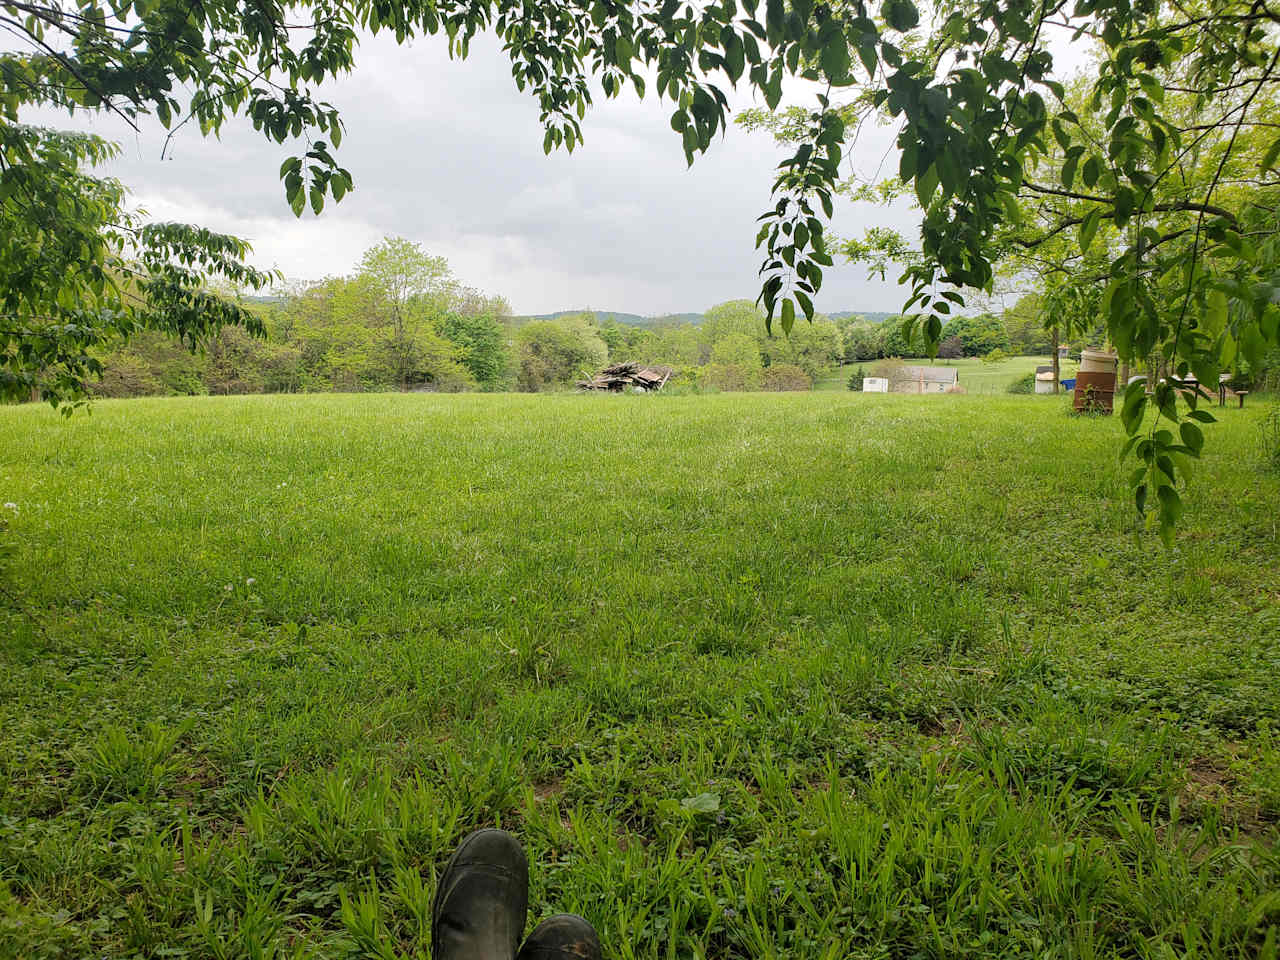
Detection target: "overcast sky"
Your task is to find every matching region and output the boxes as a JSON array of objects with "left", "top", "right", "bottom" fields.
[{"left": 37, "top": 31, "right": 930, "bottom": 317}]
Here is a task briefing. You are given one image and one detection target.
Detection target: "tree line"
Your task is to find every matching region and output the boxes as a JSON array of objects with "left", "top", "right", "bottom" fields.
[{"left": 91, "top": 238, "right": 1085, "bottom": 399}]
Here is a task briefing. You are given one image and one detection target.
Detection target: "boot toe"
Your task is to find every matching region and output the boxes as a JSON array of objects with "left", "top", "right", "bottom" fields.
[
  {"left": 516, "top": 914, "right": 602, "bottom": 960},
  {"left": 432, "top": 828, "right": 530, "bottom": 960}
]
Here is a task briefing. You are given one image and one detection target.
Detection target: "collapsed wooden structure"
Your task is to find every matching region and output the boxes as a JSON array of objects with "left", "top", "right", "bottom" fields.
[{"left": 577, "top": 362, "right": 673, "bottom": 392}]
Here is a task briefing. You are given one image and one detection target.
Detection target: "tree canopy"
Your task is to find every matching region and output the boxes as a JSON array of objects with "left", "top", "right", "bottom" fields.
[{"left": 5, "top": 0, "right": 1280, "bottom": 533}]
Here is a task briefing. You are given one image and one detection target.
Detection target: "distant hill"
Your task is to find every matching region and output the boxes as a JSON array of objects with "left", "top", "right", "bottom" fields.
[
  {"left": 827, "top": 311, "right": 898, "bottom": 324},
  {"left": 515, "top": 309, "right": 900, "bottom": 327},
  {"left": 515, "top": 310, "right": 702, "bottom": 328}
]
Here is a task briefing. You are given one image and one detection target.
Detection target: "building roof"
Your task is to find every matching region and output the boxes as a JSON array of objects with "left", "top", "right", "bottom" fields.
[{"left": 898, "top": 365, "right": 959, "bottom": 383}]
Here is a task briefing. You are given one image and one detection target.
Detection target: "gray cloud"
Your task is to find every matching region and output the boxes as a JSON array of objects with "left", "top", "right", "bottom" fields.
[{"left": 36, "top": 32, "right": 922, "bottom": 315}]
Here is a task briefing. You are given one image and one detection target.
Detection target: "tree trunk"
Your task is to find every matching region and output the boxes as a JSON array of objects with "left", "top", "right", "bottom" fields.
[{"left": 1051, "top": 326, "right": 1060, "bottom": 394}]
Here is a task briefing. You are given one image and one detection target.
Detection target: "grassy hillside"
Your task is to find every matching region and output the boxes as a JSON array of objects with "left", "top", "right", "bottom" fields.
[
  {"left": 814, "top": 355, "right": 1076, "bottom": 392},
  {"left": 2, "top": 393, "right": 1278, "bottom": 958}
]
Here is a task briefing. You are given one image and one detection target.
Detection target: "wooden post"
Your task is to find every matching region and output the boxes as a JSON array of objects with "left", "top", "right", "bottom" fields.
[{"left": 1051, "top": 327, "right": 1060, "bottom": 394}]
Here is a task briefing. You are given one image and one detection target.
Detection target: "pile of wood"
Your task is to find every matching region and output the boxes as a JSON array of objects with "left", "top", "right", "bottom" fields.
[{"left": 577, "top": 362, "right": 673, "bottom": 392}]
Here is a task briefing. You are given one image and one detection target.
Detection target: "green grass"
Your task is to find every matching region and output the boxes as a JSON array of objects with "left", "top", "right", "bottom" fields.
[
  {"left": 815, "top": 355, "right": 1080, "bottom": 393},
  {"left": 2, "top": 392, "right": 1278, "bottom": 959}
]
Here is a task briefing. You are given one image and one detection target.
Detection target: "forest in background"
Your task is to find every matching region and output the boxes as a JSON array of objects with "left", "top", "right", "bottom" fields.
[{"left": 90, "top": 236, "right": 1273, "bottom": 399}]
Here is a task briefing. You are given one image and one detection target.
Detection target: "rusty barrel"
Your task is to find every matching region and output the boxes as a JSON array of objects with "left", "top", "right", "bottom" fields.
[{"left": 1073, "top": 369, "right": 1117, "bottom": 414}]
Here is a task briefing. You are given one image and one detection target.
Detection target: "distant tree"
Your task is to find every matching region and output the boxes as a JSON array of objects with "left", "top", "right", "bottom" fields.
[
  {"left": 699, "top": 330, "right": 764, "bottom": 391},
  {"left": 878, "top": 318, "right": 919, "bottom": 358},
  {"left": 645, "top": 325, "right": 702, "bottom": 366},
  {"left": 204, "top": 325, "right": 304, "bottom": 394},
  {"left": 841, "top": 322, "right": 884, "bottom": 362},
  {"left": 937, "top": 336, "right": 964, "bottom": 360},
  {"left": 596, "top": 318, "right": 629, "bottom": 359},
  {"left": 1000, "top": 295, "right": 1054, "bottom": 356},
  {"left": 846, "top": 365, "right": 866, "bottom": 391},
  {"left": 940, "top": 315, "right": 1010, "bottom": 358},
  {"left": 710, "top": 332, "right": 763, "bottom": 370},
  {"left": 701, "top": 301, "right": 765, "bottom": 347},
  {"left": 356, "top": 237, "right": 451, "bottom": 390},
  {"left": 437, "top": 312, "right": 510, "bottom": 390},
  {"left": 514, "top": 318, "right": 608, "bottom": 392},
  {"left": 761, "top": 318, "right": 842, "bottom": 378}
]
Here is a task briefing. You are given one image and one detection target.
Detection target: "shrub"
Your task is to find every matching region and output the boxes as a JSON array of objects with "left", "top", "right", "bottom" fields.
[
  {"left": 847, "top": 365, "right": 866, "bottom": 391},
  {"left": 514, "top": 320, "right": 608, "bottom": 392},
  {"left": 982, "top": 347, "right": 1008, "bottom": 364},
  {"left": 1007, "top": 372, "right": 1036, "bottom": 394},
  {"left": 762, "top": 364, "right": 812, "bottom": 391},
  {"left": 698, "top": 363, "right": 761, "bottom": 392},
  {"left": 93, "top": 353, "right": 165, "bottom": 398}
]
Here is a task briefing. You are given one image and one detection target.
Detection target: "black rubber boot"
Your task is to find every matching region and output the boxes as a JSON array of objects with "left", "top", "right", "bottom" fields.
[
  {"left": 516, "top": 914, "right": 603, "bottom": 960},
  {"left": 431, "top": 828, "right": 529, "bottom": 960}
]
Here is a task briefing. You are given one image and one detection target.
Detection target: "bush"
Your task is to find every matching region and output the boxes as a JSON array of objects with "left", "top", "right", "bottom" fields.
[
  {"left": 847, "top": 365, "right": 866, "bottom": 391},
  {"left": 762, "top": 364, "right": 812, "bottom": 391},
  {"left": 698, "top": 363, "right": 761, "bottom": 392},
  {"left": 93, "top": 353, "right": 165, "bottom": 397},
  {"left": 514, "top": 320, "right": 608, "bottom": 392},
  {"left": 1007, "top": 372, "right": 1036, "bottom": 394},
  {"left": 982, "top": 347, "right": 1008, "bottom": 364}
]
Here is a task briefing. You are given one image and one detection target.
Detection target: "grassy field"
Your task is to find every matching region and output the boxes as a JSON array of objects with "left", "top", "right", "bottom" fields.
[
  {"left": 2, "top": 392, "right": 1278, "bottom": 959},
  {"left": 814, "top": 355, "right": 1079, "bottom": 393}
]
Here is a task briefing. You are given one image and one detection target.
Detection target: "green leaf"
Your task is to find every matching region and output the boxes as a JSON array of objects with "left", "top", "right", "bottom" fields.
[
  {"left": 1082, "top": 155, "right": 1100, "bottom": 188},
  {"left": 1079, "top": 208, "right": 1101, "bottom": 252},
  {"left": 1220, "top": 332, "right": 1237, "bottom": 368},
  {"left": 795, "top": 289, "right": 814, "bottom": 320},
  {"left": 916, "top": 163, "right": 938, "bottom": 207},
  {"left": 1178, "top": 421, "right": 1204, "bottom": 455},
  {"left": 1157, "top": 484, "right": 1183, "bottom": 522},
  {"left": 880, "top": 0, "right": 919, "bottom": 31},
  {"left": 1120, "top": 379, "right": 1148, "bottom": 435},
  {"left": 1061, "top": 151, "right": 1079, "bottom": 189},
  {"left": 1204, "top": 289, "right": 1228, "bottom": 336},
  {"left": 857, "top": 40, "right": 878, "bottom": 77},
  {"left": 780, "top": 297, "right": 795, "bottom": 334},
  {"left": 1263, "top": 134, "right": 1280, "bottom": 172},
  {"left": 820, "top": 36, "right": 851, "bottom": 84},
  {"left": 680, "top": 792, "right": 720, "bottom": 814}
]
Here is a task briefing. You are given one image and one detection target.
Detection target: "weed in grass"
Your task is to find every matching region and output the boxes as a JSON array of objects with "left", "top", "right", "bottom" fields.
[{"left": 79, "top": 721, "right": 187, "bottom": 803}]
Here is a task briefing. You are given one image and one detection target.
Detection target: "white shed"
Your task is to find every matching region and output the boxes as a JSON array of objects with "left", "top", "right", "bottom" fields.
[{"left": 863, "top": 377, "right": 890, "bottom": 393}]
